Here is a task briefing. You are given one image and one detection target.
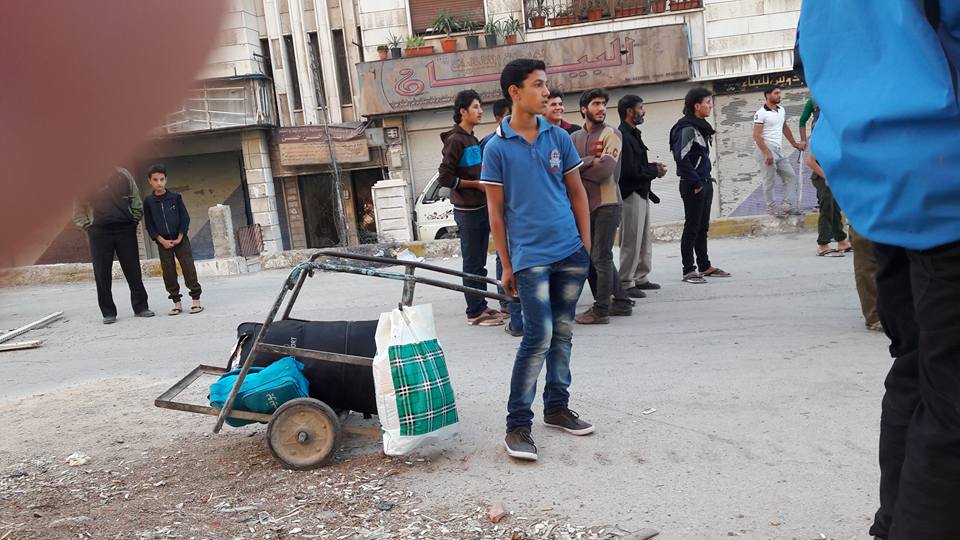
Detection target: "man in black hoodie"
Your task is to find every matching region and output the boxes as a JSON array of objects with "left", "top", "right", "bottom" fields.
[
  {"left": 617, "top": 95, "right": 666, "bottom": 298},
  {"left": 669, "top": 88, "right": 731, "bottom": 284},
  {"left": 438, "top": 89, "right": 504, "bottom": 326},
  {"left": 73, "top": 167, "right": 154, "bottom": 324}
]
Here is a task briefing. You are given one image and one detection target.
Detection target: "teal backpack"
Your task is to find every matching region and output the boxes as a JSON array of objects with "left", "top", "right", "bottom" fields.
[{"left": 209, "top": 356, "right": 309, "bottom": 427}]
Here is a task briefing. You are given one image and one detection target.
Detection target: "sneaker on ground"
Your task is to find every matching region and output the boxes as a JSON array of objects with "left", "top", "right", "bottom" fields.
[
  {"left": 575, "top": 307, "right": 609, "bottom": 324},
  {"left": 103, "top": 316, "right": 117, "bottom": 324},
  {"left": 635, "top": 281, "right": 661, "bottom": 290},
  {"left": 543, "top": 407, "right": 595, "bottom": 435},
  {"left": 504, "top": 428, "right": 538, "bottom": 461},
  {"left": 625, "top": 287, "right": 647, "bottom": 298},
  {"left": 682, "top": 272, "right": 707, "bottom": 284},
  {"left": 610, "top": 301, "right": 633, "bottom": 316},
  {"left": 504, "top": 322, "right": 523, "bottom": 337},
  {"left": 135, "top": 310, "right": 156, "bottom": 318}
]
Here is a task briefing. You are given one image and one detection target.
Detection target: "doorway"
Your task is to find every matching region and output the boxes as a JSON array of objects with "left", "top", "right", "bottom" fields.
[{"left": 298, "top": 174, "right": 341, "bottom": 248}]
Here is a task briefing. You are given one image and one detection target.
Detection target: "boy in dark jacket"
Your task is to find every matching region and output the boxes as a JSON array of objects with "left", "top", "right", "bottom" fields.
[
  {"left": 669, "top": 88, "right": 730, "bottom": 284},
  {"left": 438, "top": 90, "right": 504, "bottom": 327},
  {"left": 143, "top": 164, "right": 203, "bottom": 315}
]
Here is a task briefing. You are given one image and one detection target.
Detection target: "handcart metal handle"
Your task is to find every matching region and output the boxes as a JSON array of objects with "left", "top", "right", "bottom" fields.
[{"left": 213, "top": 250, "right": 519, "bottom": 434}]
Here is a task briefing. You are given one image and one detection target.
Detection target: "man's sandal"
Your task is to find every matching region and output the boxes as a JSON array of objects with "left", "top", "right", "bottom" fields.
[
  {"left": 168, "top": 307, "right": 182, "bottom": 316},
  {"left": 702, "top": 267, "right": 732, "bottom": 277},
  {"left": 189, "top": 305, "right": 204, "bottom": 314}
]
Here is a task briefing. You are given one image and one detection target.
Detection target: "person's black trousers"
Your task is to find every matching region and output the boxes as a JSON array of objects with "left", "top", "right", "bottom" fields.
[
  {"left": 158, "top": 236, "right": 202, "bottom": 303},
  {"left": 679, "top": 180, "right": 713, "bottom": 276},
  {"left": 452, "top": 208, "right": 490, "bottom": 318},
  {"left": 87, "top": 225, "right": 149, "bottom": 317},
  {"left": 870, "top": 240, "right": 960, "bottom": 540}
]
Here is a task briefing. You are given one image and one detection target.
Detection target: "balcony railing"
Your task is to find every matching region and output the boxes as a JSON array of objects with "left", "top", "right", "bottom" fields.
[
  {"left": 155, "top": 77, "right": 277, "bottom": 136},
  {"left": 523, "top": 0, "right": 702, "bottom": 30}
]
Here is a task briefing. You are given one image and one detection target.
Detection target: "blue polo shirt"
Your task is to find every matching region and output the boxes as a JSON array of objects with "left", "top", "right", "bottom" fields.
[
  {"left": 799, "top": 2, "right": 960, "bottom": 249},
  {"left": 480, "top": 115, "right": 584, "bottom": 272}
]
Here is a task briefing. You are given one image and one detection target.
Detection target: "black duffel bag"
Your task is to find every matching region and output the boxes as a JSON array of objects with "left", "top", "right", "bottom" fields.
[{"left": 234, "top": 319, "right": 379, "bottom": 416}]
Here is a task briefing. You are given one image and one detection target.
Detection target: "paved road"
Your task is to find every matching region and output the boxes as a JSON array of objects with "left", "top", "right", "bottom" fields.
[{"left": 0, "top": 232, "right": 889, "bottom": 538}]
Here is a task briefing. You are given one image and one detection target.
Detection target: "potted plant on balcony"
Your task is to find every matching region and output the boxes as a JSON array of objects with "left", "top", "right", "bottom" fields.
[
  {"left": 464, "top": 19, "right": 482, "bottom": 50},
  {"left": 649, "top": 0, "right": 668, "bottom": 13},
  {"left": 550, "top": 7, "right": 578, "bottom": 26},
  {"left": 433, "top": 11, "right": 460, "bottom": 53},
  {"left": 387, "top": 33, "right": 403, "bottom": 59},
  {"left": 483, "top": 19, "right": 500, "bottom": 48},
  {"left": 585, "top": 0, "right": 604, "bottom": 21},
  {"left": 501, "top": 15, "right": 523, "bottom": 45},
  {"left": 670, "top": 0, "right": 702, "bottom": 10},
  {"left": 528, "top": 0, "right": 549, "bottom": 29},
  {"left": 615, "top": 0, "right": 644, "bottom": 17},
  {"left": 404, "top": 35, "right": 434, "bottom": 57}
]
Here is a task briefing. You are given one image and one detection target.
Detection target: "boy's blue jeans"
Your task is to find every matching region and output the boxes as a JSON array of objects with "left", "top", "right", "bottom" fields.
[{"left": 506, "top": 247, "right": 590, "bottom": 432}]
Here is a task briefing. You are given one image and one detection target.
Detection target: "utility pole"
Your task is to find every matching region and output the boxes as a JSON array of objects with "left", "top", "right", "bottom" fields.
[{"left": 307, "top": 33, "right": 348, "bottom": 246}]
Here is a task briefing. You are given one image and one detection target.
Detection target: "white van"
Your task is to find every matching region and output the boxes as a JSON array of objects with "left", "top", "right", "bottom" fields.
[{"left": 413, "top": 173, "right": 458, "bottom": 240}]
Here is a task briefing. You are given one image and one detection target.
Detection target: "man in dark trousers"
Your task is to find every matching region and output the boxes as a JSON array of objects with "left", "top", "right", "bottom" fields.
[
  {"left": 669, "top": 88, "right": 731, "bottom": 284},
  {"left": 617, "top": 94, "right": 666, "bottom": 298},
  {"left": 73, "top": 167, "right": 155, "bottom": 323},
  {"left": 438, "top": 89, "right": 504, "bottom": 327},
  {"left": 799, "top": 3, "right": 960, "bottom": 538}
]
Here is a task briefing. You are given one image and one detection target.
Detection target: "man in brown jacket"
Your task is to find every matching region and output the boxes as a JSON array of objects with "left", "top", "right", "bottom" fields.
[
  {"left": 437, "top": 89, "right": 504, "bottom": 326},
  {"left": 571, "top": 89, "right": 632, "bottom": 324}
]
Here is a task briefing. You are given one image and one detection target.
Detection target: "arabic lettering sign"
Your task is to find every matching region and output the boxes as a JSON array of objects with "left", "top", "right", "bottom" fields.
[
  {"left": 714, "top": 72, "right": 806, "bottom": 95},
  {"left": 275, "top": 126, "right": 370, "bottom": 165},
  {"left": 356, "top": 24, "right": 690, "bottom": 116}
]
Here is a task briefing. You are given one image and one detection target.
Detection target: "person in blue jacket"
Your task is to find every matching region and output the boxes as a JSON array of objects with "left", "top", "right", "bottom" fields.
[{"left": 798, "top": 2, "right": 960, "bottom": 538}]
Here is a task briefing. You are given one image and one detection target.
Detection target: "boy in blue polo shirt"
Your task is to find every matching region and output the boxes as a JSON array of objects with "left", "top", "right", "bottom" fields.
[{"left": 481, "top": 59, "right": 594, "bottom": 461}]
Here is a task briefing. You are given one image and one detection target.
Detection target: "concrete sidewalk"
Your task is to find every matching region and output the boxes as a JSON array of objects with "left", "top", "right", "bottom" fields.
[{"left": 0, "top": 232, "right": 886, "bottom": 539}]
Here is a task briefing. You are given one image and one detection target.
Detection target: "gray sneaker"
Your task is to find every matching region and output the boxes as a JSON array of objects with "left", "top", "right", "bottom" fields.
[
  {"left": 504, "top": 428, "right": 538, "bottom": 461},
  {"left": 543, "top": 408, "right": 595, "bottom": 436},
  {"left": 103, "top": 316, "right": 117, "bottom": 325},
  {"left": 135, "top": 310, "right": 156, "bottom": 318}
]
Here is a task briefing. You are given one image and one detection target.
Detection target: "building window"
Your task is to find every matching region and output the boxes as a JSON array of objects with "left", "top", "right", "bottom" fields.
[
  {"left": 283, "top": 35, "right": 303, "bottom": 111},
  {"left": 331, "top": 29, "right": 353, "bottom": 106},
  {"left": 409, "top": 0, "right": 484, "bottom": 33}
]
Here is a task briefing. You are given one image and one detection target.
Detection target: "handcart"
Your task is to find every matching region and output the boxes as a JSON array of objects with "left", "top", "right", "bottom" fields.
[{"left": 155, "top": 249, "right": 514, "bottom": 469}]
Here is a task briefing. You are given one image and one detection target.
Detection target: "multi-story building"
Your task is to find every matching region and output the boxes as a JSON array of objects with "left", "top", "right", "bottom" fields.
[
  {"left": 26, "top": 0, "right": 806, "bottom": 267},
  {"left": 356, "top": 0, "right": 808, "bottom": 236}
]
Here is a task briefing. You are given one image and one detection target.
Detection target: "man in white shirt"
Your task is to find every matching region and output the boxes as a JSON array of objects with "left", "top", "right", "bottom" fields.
[{"left": 753, "top": 85, "right": 805, "bottom": 217}]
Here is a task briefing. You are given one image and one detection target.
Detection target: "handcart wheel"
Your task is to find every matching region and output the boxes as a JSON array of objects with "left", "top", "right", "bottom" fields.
[{"left": 266, "top": 398, "right": 340, "bottom": 470}]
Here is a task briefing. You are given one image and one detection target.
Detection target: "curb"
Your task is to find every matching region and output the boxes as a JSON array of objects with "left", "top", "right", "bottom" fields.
[{"left": 1, "top": 214, "right": 821, "bottom": 287}]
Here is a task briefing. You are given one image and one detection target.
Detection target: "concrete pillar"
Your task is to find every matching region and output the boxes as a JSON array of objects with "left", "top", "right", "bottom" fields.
[
  {"left": 208, "top": 204, "right": 236, "bottom": 259},
  {"left": 242, "top": 130, "right": 284, "bottom": 253}
]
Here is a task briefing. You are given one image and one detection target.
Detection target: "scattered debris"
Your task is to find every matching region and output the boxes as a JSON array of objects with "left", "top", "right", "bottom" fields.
[
  {"left": 0, "top": 340, "right": 43, "bottom": 352},
  {"left": 395, "top": 249, "right": 423, "bottom": 263},
  {"left": 640, "top": 408, "right": 657, "bottom": 415},
  {"left": 376, "top": 500, "right": 395, "bottom": 511},
  {"left": 623, "top": 529, "right": 660, "bottom": 540},
  {"left": 65, "top": 452, "right": 90, "bottom": 466},
  {"left": 0, "top": 311, "right": 63, "bottom": 344},
  {"left": 487, "top": 501, "right": 509, "bottom": 523},
  {"left": 769, "top": 520, "right": 782, "bottom": 526}
]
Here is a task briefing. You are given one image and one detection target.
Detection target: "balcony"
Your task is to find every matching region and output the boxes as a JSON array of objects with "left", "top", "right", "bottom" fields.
[
  {"left": 154, "top": 77, "right": 277, "bottom": 137},
  {"left": 523, "top": 0, "right": 702, "bottom": 31}
]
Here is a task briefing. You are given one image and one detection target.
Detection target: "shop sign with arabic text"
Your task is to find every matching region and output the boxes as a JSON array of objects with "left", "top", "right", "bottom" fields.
[{"left": 356, "top": 24, "right": 690, "bottom": 116}]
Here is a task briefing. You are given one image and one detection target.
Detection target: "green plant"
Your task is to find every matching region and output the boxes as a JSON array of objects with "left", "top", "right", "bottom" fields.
[
  {"left": 386, "top": 33, "right": 402, "bottom": 48},
  {"left": 405, "top": 35, "right": 425, "bottom": 48},
  {"left": 501, "top": 15, "right": 523, "bottom": 35},
  {"left": 432, "top": 10, "right": 459, "bottom": 36},
  {"left": 462, "top": 18, "right": 483, "bottom": 34},
  {"left": 555, "top": 7, "right": 574, "bottom": 17},
  {"left": 527, "top": 0, "right": 551, "bottom": 17},
  {"left": 585, "top": 0, "right": 603, "bottom": 9},
  {"left": 484, "top": 18, "right": 501, "bottom": 36}
]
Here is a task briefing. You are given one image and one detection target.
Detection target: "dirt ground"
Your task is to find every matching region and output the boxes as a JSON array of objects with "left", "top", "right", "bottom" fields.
[{"left": 0, "top": 379, "right": 647, "bottom": 540}]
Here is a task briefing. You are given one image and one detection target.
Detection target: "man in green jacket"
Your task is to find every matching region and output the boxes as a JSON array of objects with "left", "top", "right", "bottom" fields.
[{"left": 73, "top": 167, "right": 154, "bottom": 324}]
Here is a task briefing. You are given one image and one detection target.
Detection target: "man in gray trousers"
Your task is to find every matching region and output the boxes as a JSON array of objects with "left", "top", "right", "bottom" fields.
[{"left": 616, "top": 95, "right": 666, "bottom": 297}]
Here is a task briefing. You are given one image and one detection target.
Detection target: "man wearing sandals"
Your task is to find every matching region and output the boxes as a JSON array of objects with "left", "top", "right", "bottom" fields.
[
  {"left": 806, "top": 154, "right": 851, "bottom": 257},
  {"left": 143, "top": 164, "right": 203, "bottom": 316},
  {"left": 438, "top": 90, "right": 505, "bottom": 327},
  {"left": 669, "top": 88, "right": 731, "bottom": 284}
]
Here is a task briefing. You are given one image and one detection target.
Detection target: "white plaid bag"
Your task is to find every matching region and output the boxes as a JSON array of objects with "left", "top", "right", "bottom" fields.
[{"left": 372, "top": 304, "right": 460, "bottom": 455}]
